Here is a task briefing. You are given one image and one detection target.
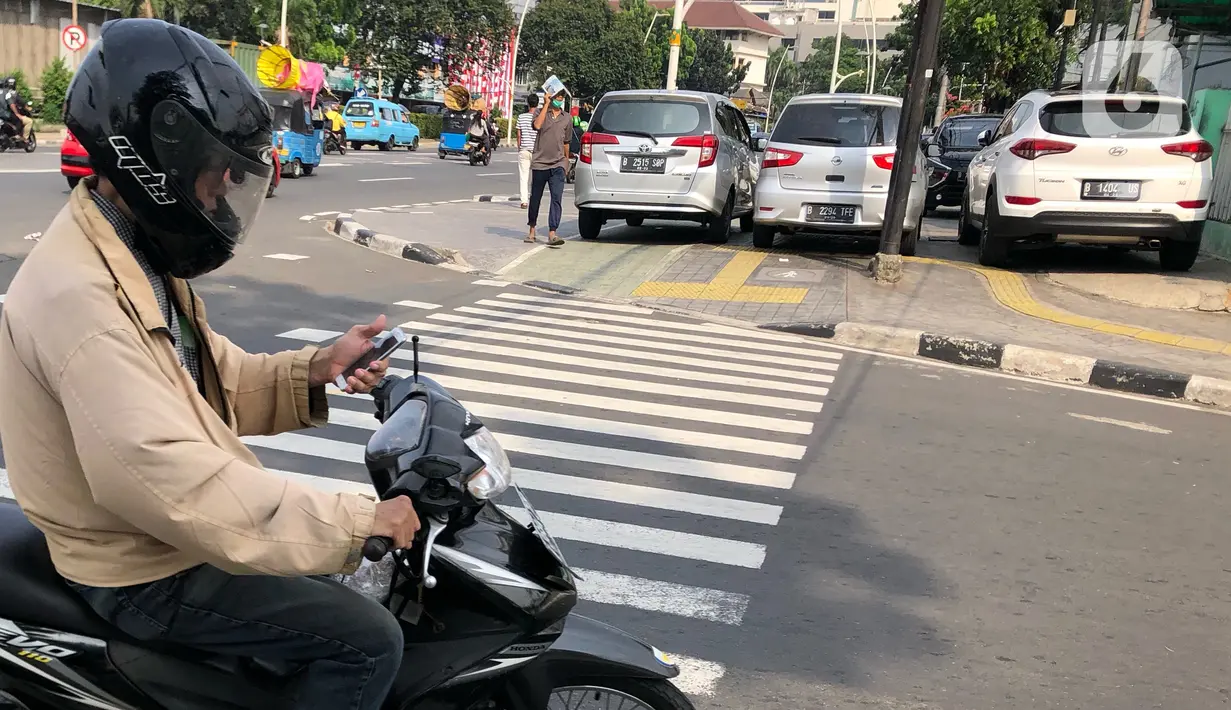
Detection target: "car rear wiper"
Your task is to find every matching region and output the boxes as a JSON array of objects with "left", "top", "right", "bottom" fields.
[
  {"left": 795, "top": 136, "right": 844, "bottom": 145},
  {"left": 610, "top": 130, "right": 659, "bottom": 145}
]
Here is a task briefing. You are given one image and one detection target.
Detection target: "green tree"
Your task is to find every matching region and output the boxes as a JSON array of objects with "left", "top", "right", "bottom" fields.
[
  {"left": 798, "top": 34, "right": 872, "bottom": 94},
  {"left": 887, "top": 0, "right": 1058, "bottom": 111},
  {"left": 350, "top": 0, "right": 514, "bottom": 100},
  {"left": 679, "top": 28, "right": 746, "bottom": 95},
  {"left": 38, "top": 58, "right": 72, "bottom": 122}
]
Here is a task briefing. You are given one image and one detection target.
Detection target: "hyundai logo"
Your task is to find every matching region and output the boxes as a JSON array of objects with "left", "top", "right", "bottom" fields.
[
  {"left": 639, "top": 144, "right": 652, "bottom": 153},
  {"left": 1109, "top": 146, "right": 1127, "bottom": 156},
  {"left": 831, "top": 156, "right": 842, "bottom": 166}
]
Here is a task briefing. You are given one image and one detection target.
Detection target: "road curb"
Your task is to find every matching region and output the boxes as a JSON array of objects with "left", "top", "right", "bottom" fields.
[
  {"left": 473, "top": 195, "right": 521, "bottom": 203},
  {"left": 761, "top": 321, "right": 1231, "bottom": 409},
  {"left": 330, "top": 214, "right": 460, "bottom": 268}
]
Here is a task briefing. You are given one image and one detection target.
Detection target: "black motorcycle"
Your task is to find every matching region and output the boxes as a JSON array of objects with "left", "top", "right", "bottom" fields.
[
  {"left": 467, "top": 135, "right": 492, "bottom": 167},
  {"left": 0, "top": 117, "right": 35, "bottom": 153},
  {"left": 0, "top": 337, "right": 694, "bottom": 710},
  {"left": 325, "top": 129, "right": 347, "bottom": 156}
]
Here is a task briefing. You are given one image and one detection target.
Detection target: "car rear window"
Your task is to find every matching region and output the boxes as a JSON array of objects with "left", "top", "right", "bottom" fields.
[
  {"left": 939, "top": 118, "right": 1001, "bottom": 148},
  {"left": 590, "top": 99, "right": 711, "bottom": 138},
  {"left": 1040, "top": 99, "right": 1190, "bottom": 139},
  {"left": 771, "top": 102, "right": 900, "bottom": 147},
  {"left": 346, "top": 102, "right": 375, "bottom": 117}
]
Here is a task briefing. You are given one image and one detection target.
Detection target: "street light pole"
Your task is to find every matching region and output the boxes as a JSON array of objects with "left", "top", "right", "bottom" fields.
[
  {"left": 829, "top": 0, "right": 844, "bottom": 92},
  {"left": 665, "top": 0, "right": 697, "bottom": 90},
  {"left": 279, "top": 0, "right": 288, "bottom": 47},
  {"left": 1052, "top": 0, "right": 1078, "bottom": 90},
  {"left": 871, "top": 0, "right": 946, "bottom": 282},
  {"left": 764, "top": 49, "right": 790, "bottom": 130},
  {"left": 505, "top": 0, "right": 532, "bottom": 147}
]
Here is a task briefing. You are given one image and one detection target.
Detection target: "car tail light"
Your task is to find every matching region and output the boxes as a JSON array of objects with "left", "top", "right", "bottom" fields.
[
  {"left": 761, "top": 147, "right": 803, "bottom": 169},
  {"left": 872, "top": 152, "right": 919, "bottom": 174},
  {"left": 581, "top": 132, "right": 618, "bottom": 164},
  {"left": 1162, "top": 140, "right": 1213, "bottom": 162},
  {"left": 1009, "top": 138, "right": 1075, "bottom": 160},
  {"left": 1005, "top": 195, "right": 1041, "bottom": 205},
  {"left": 1177, "top": 199, "right": 1208, "bottom": 209},
  {"left": 673, "top": 134, "right": 719, "bottom": 167}
]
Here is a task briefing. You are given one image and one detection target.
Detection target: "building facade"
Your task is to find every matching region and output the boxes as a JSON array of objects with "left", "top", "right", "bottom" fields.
[
  {"left": 642, "top": 0, "right": 785, "bottom": 91},
  {"left": 1, "top": 0, "right": 118, "bottom": 85},
  {"left": 739, "top": 0, "right": 904, "bottom": 62}
]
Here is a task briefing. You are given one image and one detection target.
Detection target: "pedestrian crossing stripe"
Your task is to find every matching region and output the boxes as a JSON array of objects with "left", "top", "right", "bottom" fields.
[{"left": 0, "top": 290, "right": 847, "bottom": 700}]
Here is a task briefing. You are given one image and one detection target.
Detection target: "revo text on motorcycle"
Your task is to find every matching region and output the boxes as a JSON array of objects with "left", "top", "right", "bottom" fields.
[{"left": 0, "top": 336, "right": 695, "bottom": 710}]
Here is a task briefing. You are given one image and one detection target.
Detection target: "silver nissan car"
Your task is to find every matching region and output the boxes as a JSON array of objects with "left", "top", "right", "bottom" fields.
[
  {"left": 573, "top": 90, "right": 759, "bottom": 243},
  {"left": 752, "top": 93, "right": 926, "bottom": 253}
]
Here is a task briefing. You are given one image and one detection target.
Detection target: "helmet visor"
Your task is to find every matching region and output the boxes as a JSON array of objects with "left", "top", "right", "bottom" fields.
[{"left": 149, "top": 100, "right": 273, "bottom": 249}]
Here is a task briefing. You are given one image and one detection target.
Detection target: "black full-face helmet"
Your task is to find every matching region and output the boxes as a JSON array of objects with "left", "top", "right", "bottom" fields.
[{"left": 65, "top": 19, "right": 274, "bottom": 279}]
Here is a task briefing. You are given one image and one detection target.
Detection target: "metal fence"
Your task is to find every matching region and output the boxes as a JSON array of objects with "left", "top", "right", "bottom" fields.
[{"left": 1210, "top": 123, "right": 1231, "bottom": 223}]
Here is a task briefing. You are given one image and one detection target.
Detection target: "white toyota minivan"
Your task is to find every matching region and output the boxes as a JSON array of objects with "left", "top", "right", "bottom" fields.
[{"left": 752, "top": 94, "right": 926, "bottom": 252}]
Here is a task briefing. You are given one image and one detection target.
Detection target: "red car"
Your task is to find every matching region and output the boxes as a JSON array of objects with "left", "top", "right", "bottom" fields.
[
  {"left": 60, "top": 130, "right": 91, "bottom": 190},
  {"left": 61, "top": 129, "right": 281, "bottom": 198}
]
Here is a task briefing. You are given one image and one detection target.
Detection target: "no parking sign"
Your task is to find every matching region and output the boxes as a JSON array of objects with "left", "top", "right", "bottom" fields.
[{"left": 62, "top": 24, "right": 87, "bottom": 52}]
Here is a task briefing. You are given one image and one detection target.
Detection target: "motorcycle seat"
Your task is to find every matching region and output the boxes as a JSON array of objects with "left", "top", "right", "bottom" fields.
[{"left": 0, "top": 501, "right": 117, "bottom": 639}]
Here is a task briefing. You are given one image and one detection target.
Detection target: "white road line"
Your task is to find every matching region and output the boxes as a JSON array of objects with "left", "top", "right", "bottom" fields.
[
  {"left": 472, "top": 279, "right": 510, "bottom": 287},
  {"left": 471, "top": 301, "right": 844, "bottom": 361},
  {"left": 494, "top": 245, "right": 545, "bottom": 275},
  {"left": 373, "top": 368, "right": 814, "bottom": 435},
  {"left": 500, "top": 507, "right": 766, "bottom": 568},
  {"left": 402, "top": 350, "right": 823, "bottom": 411},
  {"left": 670, "top": 655, "right": 726, "bottom": 696},
  {"left": 477, "top": 172, "right": 512, "bottom": 176},
  {"left": 570, "top": 568, "right": 748, "bottom": 625},
  {"left": 387, "top": 333, "right": 831, "bottom": 397},
  {"left": 277, "top": 327, "right": 343, "bottom": 342},
  {"left": 1067, "top": 413, "right": 1172, "bottom": 434},
  {"left": 497, "top": 292, "right": 655, "bottom": 315},
  {"left": 393, "top": 300, "right": 441, "bottom": 310},
  {"left": 315, "top": 210, "right": 340, "bottom": 216},
  {"left": 514, "top": 469, "right": 782, "bottom": 525},
  {"left": 316, "top": 385, "right": 803, "bottom": 459},
  {"left": 263, "top": 253, "right": 310, "bottom": 261},
  {"left": 358, "top": 177, "right": 416, "bottom": 182},
  {"left": 422, "top": 312, "right": 841, "bottom": 374},
  {"left": 401, "top": 320, "right": 836, "bottom": 385},
  {"left": 298, "top": 215, "right": 315, "bottom": 222},
  {"left": 320, "top": 409, "right": 796, "bottom": 488}
]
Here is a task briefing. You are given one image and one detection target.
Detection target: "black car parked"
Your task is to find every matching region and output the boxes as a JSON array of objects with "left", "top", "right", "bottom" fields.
[{"left": 922, "top": 113, "right": 1002, "bottom": 214}]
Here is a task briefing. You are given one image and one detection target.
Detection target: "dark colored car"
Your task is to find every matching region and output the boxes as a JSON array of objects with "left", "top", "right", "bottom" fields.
[{"left": 923, "top": 113, "right": 1002, "bottom": 213}]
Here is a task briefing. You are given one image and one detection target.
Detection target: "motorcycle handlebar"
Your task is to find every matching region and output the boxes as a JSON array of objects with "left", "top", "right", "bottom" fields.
[{"left": 362, "top": 536, "right": 393, "bottom": 562}]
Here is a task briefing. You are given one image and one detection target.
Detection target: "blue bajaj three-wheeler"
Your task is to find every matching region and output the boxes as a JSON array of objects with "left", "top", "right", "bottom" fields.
[
  {"left": 261, "top": 88, "right": 323, "bottom": 179},
  {"left": 438, "top": 109, "right": 477, "bottom": 161}
]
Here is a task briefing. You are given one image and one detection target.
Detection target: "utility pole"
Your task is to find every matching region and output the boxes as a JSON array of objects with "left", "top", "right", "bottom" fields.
[
  {"left": 505, "top": 0, "right": 532, "bottom": 146},
  {"left": 932, "top": 69, "right": 948, "bottom": 126},
  {"left": 665, "top": 0, "right": 697, "bottom": 90},
  {"left": 279, "top": 0, "right": 289, "bottom": 47},
  {"left": 1052, "top": 0, "right": 1078, "bottom": 89},
  {"left": 871, "top": 0, "right": 945, "bottom": 282},
  {"left": 1123, "top": 0, "right": 1153, "bottom": 90},
  {"left": 830, "top": 0, "right": 844, "bottom": 92}
]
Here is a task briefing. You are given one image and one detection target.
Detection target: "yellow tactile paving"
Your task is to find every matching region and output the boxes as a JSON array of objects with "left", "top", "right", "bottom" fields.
[
  {"left": 909, "top": 256, "right": 1231, "bottom": 356},
  {"left": 632, "top": 249, "right": 810, "bottom": 304}
]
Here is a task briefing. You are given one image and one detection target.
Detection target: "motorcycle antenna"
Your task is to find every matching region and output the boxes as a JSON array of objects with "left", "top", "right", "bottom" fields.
[{"left": 411, "top": 335, "right": 420, "bottom": 383}]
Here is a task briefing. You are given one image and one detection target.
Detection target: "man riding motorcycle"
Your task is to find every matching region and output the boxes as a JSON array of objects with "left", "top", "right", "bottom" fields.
[
  {"left": 0, "top": 19, "right": 421, "bottom": 710},
  {"left": 1, "top": 76, "right": 33, "bottom": 143}
]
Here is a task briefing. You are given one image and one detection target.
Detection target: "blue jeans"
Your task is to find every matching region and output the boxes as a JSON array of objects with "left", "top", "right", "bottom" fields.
[
  {"left": 529, "top": 166, "right": 565, "bottom": 231},
  {"left": 69, "top": 565, "right": 403, "bottom": 710}
]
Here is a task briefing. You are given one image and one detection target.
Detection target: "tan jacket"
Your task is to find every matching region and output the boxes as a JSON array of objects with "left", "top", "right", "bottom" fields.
[{"left": 0, "top": 181, "right": 376, "bottom": 587}]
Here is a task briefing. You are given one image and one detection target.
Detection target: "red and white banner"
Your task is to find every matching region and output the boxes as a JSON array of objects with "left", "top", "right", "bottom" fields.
[{"left": 447, "top": 31, "right": 515, "bottom": 117}]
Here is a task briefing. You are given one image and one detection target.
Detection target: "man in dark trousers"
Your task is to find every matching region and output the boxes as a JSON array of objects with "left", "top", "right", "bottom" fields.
[{"left": 525, "top": 89, "right": 569, "bottom": 246}]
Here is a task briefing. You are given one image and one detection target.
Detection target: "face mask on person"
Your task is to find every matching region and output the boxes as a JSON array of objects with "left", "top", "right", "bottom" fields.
[{"left": 552, "top": 98, "right": 564, "bottom": 109}]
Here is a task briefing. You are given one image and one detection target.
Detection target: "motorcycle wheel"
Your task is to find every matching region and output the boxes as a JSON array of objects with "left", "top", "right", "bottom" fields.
[
  {"left": 338, "top": 140, "right": 347, "bottom": 155},
  {"left": 24, "top": 134, "right": 36, "bottom": 153},
  {"left": 547, "top": 678, "right": 694, "bottom": 710}
]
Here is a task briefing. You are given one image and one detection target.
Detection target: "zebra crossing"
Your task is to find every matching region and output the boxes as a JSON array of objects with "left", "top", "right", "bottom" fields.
[{"left": 0, "top": 287, "right": 848, "bottom": 698}]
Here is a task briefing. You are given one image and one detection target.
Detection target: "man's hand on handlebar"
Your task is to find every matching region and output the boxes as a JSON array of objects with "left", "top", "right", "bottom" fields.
[{"left": 372, "top": 496, "right": 421, "bottom": 550}]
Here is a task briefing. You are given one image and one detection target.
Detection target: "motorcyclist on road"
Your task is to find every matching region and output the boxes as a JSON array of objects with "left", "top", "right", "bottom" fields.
[
  {"left": 324, "top": 101, "right": 347, "bottom": 147},
  {"left": 0, "top": 19, "right": 419, "bottom": 710},
  {"left": 468, "top": 107, "right": 492, "bottom": 157},
  {"left": 1, "top": 77, "right": 33, "bottom": 143}
]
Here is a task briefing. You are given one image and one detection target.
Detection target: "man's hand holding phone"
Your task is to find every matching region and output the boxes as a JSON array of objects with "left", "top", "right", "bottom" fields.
[{"left": 309, "top": 315, "right": 404, "bottom": 394}]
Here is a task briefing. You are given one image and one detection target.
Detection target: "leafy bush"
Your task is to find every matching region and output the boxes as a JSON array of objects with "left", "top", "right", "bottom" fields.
[{"left": 39, "top": 58, "right": 72, "bottom": 123}]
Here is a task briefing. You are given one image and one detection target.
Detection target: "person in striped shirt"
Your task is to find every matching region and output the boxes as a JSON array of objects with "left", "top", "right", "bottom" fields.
[{"left": 515, "top": 94, "right": 539, "bottom": 208}]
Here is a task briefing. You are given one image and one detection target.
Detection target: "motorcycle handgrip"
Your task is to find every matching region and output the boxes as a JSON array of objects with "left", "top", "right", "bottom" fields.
[{"left": 362, "top": 536, "right": 393, "bottom": 562}]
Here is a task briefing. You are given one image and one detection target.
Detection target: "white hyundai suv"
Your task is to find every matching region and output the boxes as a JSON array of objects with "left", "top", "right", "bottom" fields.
[
  {"left": 957, "top": 90, "right": 1212, "bottom": 271},
  {"left": 753, "top": 94, "right": 926, "bottom": 253}
]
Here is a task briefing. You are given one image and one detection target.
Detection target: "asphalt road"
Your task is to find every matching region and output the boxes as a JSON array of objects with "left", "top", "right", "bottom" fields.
[{"left": 1, "top": 146, "right": 1229, "bottom": 709}]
